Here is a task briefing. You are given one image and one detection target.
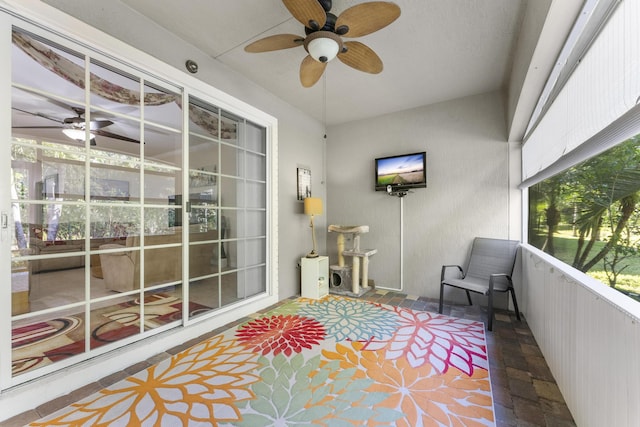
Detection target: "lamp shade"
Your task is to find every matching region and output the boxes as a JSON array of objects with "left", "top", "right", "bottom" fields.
[
  {"left": 304, "top": 197, "right": 323, "bottom": 216},
  {"left": 307, "top": 37, "right": 339, "bottom": 63},
  {"left": 63, "top": 128, "right": 94, "bottom": 141}
]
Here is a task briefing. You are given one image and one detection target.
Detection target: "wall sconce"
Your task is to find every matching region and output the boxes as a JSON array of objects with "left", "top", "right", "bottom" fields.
[{"left": 304, "top": 197, "right": 323, "bottom": 258}]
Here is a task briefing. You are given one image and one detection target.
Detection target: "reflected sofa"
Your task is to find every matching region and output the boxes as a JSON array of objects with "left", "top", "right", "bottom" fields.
[
  {"left": 99, "top": 228, "right": 219, "bottom": 292},
  {"left": 29, "top": 236, "right": 126, "bottom": 274}
]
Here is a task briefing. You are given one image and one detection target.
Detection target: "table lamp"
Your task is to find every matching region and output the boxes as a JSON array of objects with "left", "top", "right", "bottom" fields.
[{"left": 304, "top": 197, "right": 322, "bottom": 258}]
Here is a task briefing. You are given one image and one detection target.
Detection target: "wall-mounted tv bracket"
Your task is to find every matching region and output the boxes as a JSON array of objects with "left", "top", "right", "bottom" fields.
[{"left": 386, "top": 185, "right": 411, "bottom": 198}]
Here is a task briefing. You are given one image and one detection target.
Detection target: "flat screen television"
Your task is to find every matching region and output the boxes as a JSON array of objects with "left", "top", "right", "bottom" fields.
[{"left": 375, "top": 151, "right": 427, "bottom": 192}]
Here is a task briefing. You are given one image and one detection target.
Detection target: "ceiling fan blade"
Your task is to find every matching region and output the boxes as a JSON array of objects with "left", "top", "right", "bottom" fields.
[
  {"left": 335, "top": 2, "right": 401, "bottom": 38},
  {"left": 12, "top": 126, "right": 62, "bottom": 129},
  {"left": 89, "top": 120, "right": 113, "bottom": 130},
  {"left": 94, "top": 129, "right": 140, "bottom": 144},
  {"left": 300, "top": 55, "right": 327, "bottom": 87},
  {"left": 282, "top": 0, "right": 326, "bottom": 30},
  {"left": 245, "top": 34, "right": 304, "bottom": 53},
  {"left": 12, "top": 107, "right": 63, "bottom": 124},
  {"left": 338, "top": 41, "right": 383, "bottom": 74}
]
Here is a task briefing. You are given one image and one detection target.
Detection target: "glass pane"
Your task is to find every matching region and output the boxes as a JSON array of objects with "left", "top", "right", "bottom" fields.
[
  {"left": 143, "top": 225, "right": 182, "bottom": 243},
  {"left": 98, "top": 247, "right": 140, "bottom": 292},
  {"left": 220, "top": 208, "right": 238, "bottom": 239},
  {"left": 18, "top": 203, "right": 86, "bottom": 257},
  {"left": 145, "top": 124, "right": 181, "bottom": 168},
  {"left": 11, "top": 87, "right": 91, "bottom": 153},
  {"left": 143, "top": 288, "right": 185, "bottom": 331},
  {"left": 90, "top": 59, "right": 141, "bottom": 117},
  {"left": 246, "top": 121, "right": 266, "bottom": 154},
  {"left": 167, "top": 196, "right": 183, "bottom": 228},
  {"left": 246, "top": 181, "right": 266, "bottom": 209},
  {"left": 11, "top": 202, "right": 84, "bottom": 259},
  {"left": 144, "top": 82, "right": 182, "bottom": 129},
  {"left": 89, "top": 251, "right": 122, "bottom": 299},
  {"left": 220, "top": 143, "right": 241, "bottom": 177},
  {"left": 89, "top": 114, "right": 141, "bottom": 161},
  {"left": 145, "top": 208, "right": 178, "bottom": 235},
  {"left": 90, "top": 172, "right": 138, "bottom": 204},
  {"left": 188, "top": 99, "right": 220, "bottom": 139},
  {"left": 221, "top": 111, "right": 240, "bottom": 144},
  {"left": 246, "top": 151, "right": 266, "bottom": 181},
  {"left": 41, "top": 150, "right": 86, "bottom": 203},
  {"left": 237, "top": 238, "right": 266, "bottom": 268},
  {"left": 12, "top": 308, "right": 86, "bottom": 375},
  {"left": 144, "top": 166, "right": 180, "bottom": 206},
  {"left": 90, "top": 295, "right": 141, "bottom": 349},
  {"left": 90, "top": 205, "right": 140, "bottom": 238},
  {"left": 189, "top": 241, "right": 220, "bottom": 279},
  {"left": 245, "top": 210, "right": 266, "bottom": 238},
  {"left": 90, "top": 205, "right": 138, "bottom": 297},
  {"left": 29, "top": 264, "right": 87, "bottom": 312},
  {"left": 221, "top": 271, "right": 244, "bottom": 307},
  {"left": 11, "top": 141, "right": 38, "bottom": 202},
  {"left": 189, "top": 204, "right": 217, "bottom": 233},
  {"left": 220, "top": 176, "right": 242, "bottom": 208},
  {"left": 189, "top": 277, "right": 219, "bottom": 316},
  {"left": 143, "top": 245, "right": 182, "bottom": 288},
  {"left": 232, "top": 267, "right": 266, "bottom": 300},
  {"left": 189, "top": 134, "right": 219, "bottom": 173},
  {"left": 12, "top": 140, "right": 87, "bottom": 203},
  {"left": 11, "top": 261, "right": 29, "bottom": 316},
  {"left": 188, "top": 171, "right": 217, "bottom": 205},
  {"left": 12, "top": 30, "right": 85, "bottom": 104},
  {"left": 144, "top": 168, "right": 181, "bottom": 205},
  {"left": 245, "top": 266, "right": 267, "bottom": 298}
]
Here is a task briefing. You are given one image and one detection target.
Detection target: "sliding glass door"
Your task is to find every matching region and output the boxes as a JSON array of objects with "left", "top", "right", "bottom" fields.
[
  {"left": 187, "top": 98, "right": 267, "bottom": 314},
  {"left": 8, "top": 26, "right": 268, "bottom": 382}
]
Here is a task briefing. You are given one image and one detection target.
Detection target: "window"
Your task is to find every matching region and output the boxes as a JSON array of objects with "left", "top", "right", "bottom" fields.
[{"left": 528, "top": 135, "right": 640, "bottom": 301}]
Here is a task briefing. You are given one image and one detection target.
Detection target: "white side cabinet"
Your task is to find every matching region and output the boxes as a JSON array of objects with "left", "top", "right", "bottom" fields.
[{"left": 301, "top": 256, "right": 329, "bottom": 299}]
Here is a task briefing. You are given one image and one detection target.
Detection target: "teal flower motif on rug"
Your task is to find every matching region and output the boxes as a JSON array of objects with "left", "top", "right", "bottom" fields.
[
  {"left": 236, "top": 352, "right": 401, "bottom": 426},
  {"left": 298, "top": 297, "right": 399, "bottom": 342}
]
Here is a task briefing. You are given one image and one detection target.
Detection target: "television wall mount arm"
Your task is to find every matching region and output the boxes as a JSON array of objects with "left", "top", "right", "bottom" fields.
[{"left": 386, "top": 185, "right": 411, "bottom": 198}]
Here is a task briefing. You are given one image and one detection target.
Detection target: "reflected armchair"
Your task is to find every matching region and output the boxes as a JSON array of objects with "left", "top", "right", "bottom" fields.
[{"left": 438, "top": 237, "right": 521, "bottom": 331}]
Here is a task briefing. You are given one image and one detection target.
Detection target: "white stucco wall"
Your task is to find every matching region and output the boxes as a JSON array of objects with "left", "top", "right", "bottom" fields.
[{"left": 326, "top": 91, "right": 521, "bottom": 301}]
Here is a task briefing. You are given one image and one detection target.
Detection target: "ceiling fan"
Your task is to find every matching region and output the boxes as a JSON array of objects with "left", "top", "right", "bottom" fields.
[
  {"left": 244, "top": 0, "right": 401, "bottom": 87},
  {"left": 12, "top": 105, "right": 139, "bottom": 145}
]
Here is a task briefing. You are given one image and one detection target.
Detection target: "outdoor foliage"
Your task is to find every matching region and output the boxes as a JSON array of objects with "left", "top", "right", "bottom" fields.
[{"left": 528, "top": 136, "right": 640, "bottom": 300}]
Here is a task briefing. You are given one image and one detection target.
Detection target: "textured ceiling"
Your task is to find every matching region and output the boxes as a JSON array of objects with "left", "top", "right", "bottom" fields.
[{"left": 115, "top": 0, "right": 528, "bottom": 126}]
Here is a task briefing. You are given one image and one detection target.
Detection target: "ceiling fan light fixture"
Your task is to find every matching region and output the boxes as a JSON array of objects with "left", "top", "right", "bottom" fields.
[
  {"left": 304, "top": 31, "right": 342, "bottom": 63},
  {"left": 63, "top": 128, "right": 95, "bottom": 142}
]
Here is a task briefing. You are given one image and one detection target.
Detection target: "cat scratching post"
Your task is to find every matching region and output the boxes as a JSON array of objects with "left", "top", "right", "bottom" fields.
[{"left": 328, "top": 225, "right": 377, "bottom": 297}]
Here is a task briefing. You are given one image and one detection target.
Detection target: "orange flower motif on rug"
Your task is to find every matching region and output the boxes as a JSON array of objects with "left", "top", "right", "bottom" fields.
[
  {"left": 321, "top": 341, "right": 494, "bottom": 427},
  {"left": 29, "top": 335, "right": 261, "bottom": 426}
]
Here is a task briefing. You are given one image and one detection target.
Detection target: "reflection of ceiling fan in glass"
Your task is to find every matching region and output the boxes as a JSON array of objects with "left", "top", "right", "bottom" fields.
[{"left": 12, "top": 104, "right": 139, "bottom": 145}]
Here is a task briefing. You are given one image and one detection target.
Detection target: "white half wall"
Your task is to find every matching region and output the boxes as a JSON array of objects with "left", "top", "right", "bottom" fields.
[{"left": 326, "top": 91, "right": 521, "bottom": 301}]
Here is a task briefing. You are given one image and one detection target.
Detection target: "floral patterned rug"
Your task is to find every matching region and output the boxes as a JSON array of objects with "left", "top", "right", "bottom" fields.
[{"left": 30, "top": 295, "right": 495, "bottom": 426}]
